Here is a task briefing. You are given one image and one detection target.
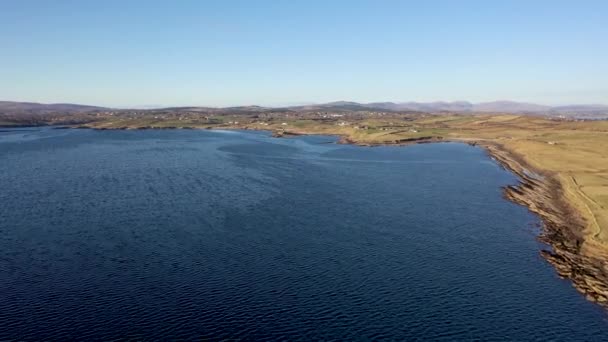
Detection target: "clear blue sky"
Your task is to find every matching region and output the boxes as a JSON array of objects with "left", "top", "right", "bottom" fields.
[{"left": 1, "top": 0, "right": 606, "bottom": 107}]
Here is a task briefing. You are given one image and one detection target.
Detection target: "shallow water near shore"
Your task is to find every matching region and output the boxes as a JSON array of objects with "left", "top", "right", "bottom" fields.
[{"left": 1, "top": 127, "right": 607, "bottom": 340}]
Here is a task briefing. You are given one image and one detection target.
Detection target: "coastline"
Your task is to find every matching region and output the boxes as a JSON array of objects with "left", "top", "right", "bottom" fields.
[
  {"left": 5, "top": 124, "right": 606, "bottom": 306},
  {"left": 345, "top": 133, "right": 608, "bottom": 305},
  {"left": 268, "top": 129, "right": 608, "bottom": 306},
  {"left": 480, "top": 142, "right": 608, "bottom": 305}
]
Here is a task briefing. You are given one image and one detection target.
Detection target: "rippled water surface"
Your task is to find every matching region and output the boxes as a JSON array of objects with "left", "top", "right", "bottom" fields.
[{"left": 1, "top": 128, "right": 607, "bottom": 340}]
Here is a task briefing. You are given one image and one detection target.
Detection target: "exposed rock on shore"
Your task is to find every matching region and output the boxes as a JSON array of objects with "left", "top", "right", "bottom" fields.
[
  {"left": 338, "top": 135, "right": 445, "bottom": 146},
  {"left": 272, "top": 130, "right": 304, "bottom": 138},
  {"left": 483, "top": 143, "right": 608, "bottom": 305}
]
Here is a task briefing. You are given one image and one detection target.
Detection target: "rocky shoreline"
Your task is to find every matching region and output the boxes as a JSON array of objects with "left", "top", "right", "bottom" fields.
[
  {"left": 479, "top": 142, "right": 608, "bottom": 306},
  {"left": 337, "top": 135, "right": 446, "bottom": 146},
  {"left": 345, "top": 133, "right": 608, "bottom": 306},
  {"left": 334, "top": 132, "right": 608, "bottom": 306}
]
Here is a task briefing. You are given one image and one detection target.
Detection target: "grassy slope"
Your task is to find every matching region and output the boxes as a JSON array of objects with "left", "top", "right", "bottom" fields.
[{"left": 445, "top": 116, "right": 608, "bottom": 248}]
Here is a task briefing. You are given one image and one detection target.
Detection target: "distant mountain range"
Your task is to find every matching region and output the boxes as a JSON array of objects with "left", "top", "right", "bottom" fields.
[
  {"left": 1, "top": 100, "right": 607, "bottom": 117},
  {"left": 288, "top": 101, "right": 608, "bottom": 116},
  {"left": 0, "top": 101, "right": 106, "bottom": 113}
]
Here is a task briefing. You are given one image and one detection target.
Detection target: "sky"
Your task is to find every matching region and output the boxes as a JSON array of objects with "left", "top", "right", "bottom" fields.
[{"left": 1, "top": 0, "right": 607, "bottom": 107}]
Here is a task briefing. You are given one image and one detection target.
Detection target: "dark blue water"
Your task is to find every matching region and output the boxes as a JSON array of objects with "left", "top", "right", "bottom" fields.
[{"left": 0, "top": 128, "right": 607, "bottom": 340}]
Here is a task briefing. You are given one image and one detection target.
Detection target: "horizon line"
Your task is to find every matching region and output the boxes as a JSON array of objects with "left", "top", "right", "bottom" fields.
[{"left": 2, "top": 99, "right": 608, "bottom": 110}]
